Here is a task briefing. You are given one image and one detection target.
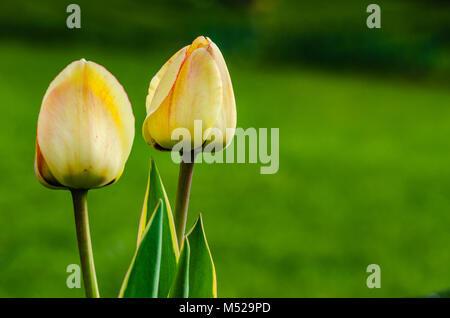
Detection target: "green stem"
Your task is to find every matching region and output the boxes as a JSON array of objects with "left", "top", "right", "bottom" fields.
[
  {"left": 70, "top": 189, "right": 100, "bottom": 298},
  {"left": 174, "top": 152, "right": 196, "bottom": 247}
]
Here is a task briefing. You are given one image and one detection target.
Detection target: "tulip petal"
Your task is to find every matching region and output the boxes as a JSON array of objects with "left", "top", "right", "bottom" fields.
[
  {"left": 170, "top": 47, "right": 223, "bottom": 149},
  {"left": 34, "top": 139, "right": 65, "bottom": 189},
  {"left": 204, "top": 39, "right": 237, "bottom": 150},
  {"left": 146, "top": 46, "right": 188, "bottom": 115},
  {"left": 37, "top": 59, "right": 135, "bottom": 189},
  {"left": 143, "top": 48, "right": 187, "bottom": 149}
]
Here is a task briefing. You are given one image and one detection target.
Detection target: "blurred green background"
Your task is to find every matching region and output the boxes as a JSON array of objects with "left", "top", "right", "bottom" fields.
[{"left": 0, "top": 0, "right": 449, "bottom": 297}]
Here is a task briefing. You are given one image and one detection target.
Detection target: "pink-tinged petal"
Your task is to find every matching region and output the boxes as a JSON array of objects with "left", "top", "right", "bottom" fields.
[
  {"left": 146, "top": 46, "right": 188, "bottom": 115},
  {"left": 34, "top": 139, "right": 65, "bottom": 189},
  {"left": 204, "top": 38, "right": 237, "bottom": 150},
  {"left": 36, "top": 59, "right": 135, "bottom": 189},
  {"left": 169, "top": 47, "right": 223, "bottom": 146}
]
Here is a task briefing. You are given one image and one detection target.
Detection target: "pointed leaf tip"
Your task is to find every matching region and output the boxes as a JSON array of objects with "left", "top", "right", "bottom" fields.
[
  {"left": 186, "top": 214, "right": 217, "bottom": 298},
  {"left": 168, "top": 238, "right": 190, "bottom": 298}
]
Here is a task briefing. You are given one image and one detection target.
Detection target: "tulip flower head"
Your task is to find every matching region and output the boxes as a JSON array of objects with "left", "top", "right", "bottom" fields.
[
  {"left": 143, "top": 36, "right": 236, "bottom": 152},
  {"left": 35, "top": 59, "right": 135, "bottom": 190}
]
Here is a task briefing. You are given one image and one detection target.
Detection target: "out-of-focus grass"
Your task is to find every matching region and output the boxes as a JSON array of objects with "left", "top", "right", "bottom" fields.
[{"left": 0, "top": 41, "right": 449, "bottom": 297}]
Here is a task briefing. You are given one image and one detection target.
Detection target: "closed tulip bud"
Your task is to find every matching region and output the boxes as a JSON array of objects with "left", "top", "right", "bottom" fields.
[
  {"left": 143, "top": 36, "right": 236, "bottom": 152},
  {"left": 35, "top": 59, "right": 135, "bottom": 190}
]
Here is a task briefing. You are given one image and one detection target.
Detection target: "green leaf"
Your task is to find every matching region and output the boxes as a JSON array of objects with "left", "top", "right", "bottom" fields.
[
  {"left": 186, "top": 214, "right": 217, "bottom": 298},
  {"left": 168, "top": 238, "right": 190, "bottom": 298},
  {"left": 119, "top": 200, "right": 163, "bottom": 298},
  {"left": 134, "top": 157, "right": 179, "bottom": 297}
]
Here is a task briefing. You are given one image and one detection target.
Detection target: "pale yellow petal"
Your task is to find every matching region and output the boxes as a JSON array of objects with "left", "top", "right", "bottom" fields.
[
  {"left": 169, "top": 47, "right": 223, "bottom": 149},
  {"left": 146, "top": 47, "right": 187, "bottom": 117},
  {"left": 146, "top": 46, "right": 188, "bottom": 114},
  {"left": 204, "top": 39, "right": 237, "bottom": 150}
]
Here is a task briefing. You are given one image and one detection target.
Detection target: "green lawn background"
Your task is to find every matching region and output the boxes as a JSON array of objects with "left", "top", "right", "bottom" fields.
[{"left": 0, "top": 40, "right": 449, "bottom": 297}]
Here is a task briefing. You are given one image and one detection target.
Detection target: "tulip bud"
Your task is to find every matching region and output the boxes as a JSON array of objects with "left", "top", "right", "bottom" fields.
[
  {"left": 142, "top": 36, "right": 236, "bottom": 152},
  {"left": 35, "top": 59, "right": 135, "bottom": 189}
]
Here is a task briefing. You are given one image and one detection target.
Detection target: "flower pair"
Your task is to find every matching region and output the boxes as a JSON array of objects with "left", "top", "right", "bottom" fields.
[{"left": 35, "top": 36, "right": 236, "bottom": 190}]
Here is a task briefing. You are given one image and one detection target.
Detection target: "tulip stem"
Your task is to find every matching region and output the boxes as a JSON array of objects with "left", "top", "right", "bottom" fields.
[
  {"left": 174, "top": 152, "right": 196, "bottom": 247},
  {"left": 71, "top": 189, "right": 100, "bottom": 298}
]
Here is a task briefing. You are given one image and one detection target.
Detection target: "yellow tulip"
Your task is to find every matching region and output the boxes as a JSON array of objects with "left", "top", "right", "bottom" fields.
[
  {"left": 35, "top": 59, "right": 135, "bottom": 190},
  {"left": 143, "top": 36, "right": 236, "bottom": 152}
]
